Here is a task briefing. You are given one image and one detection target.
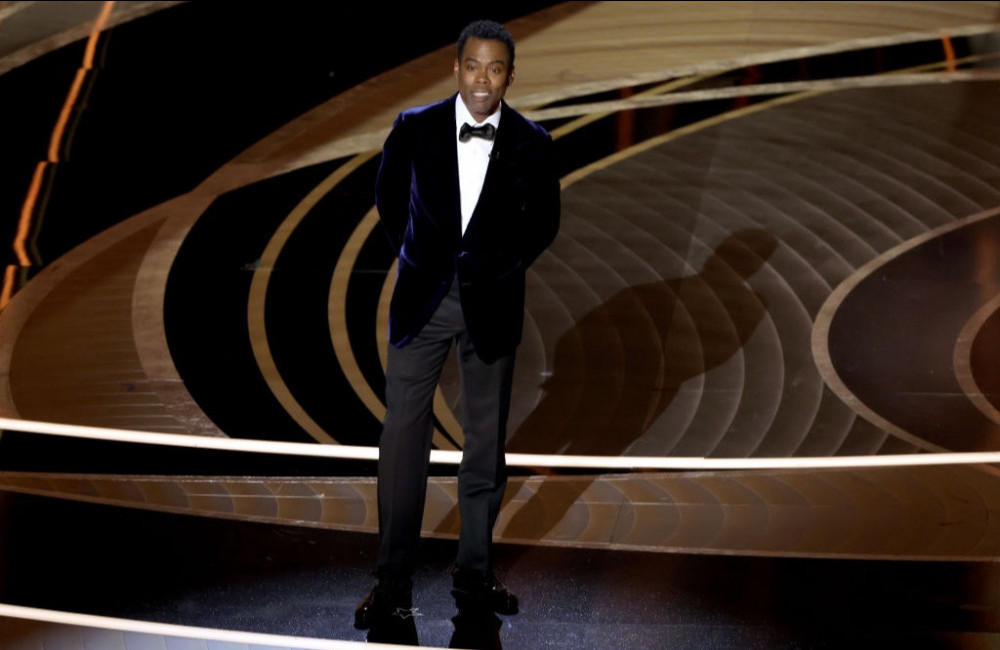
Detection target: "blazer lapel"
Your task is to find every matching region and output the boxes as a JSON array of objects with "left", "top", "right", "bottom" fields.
[{"left": 433, "top": 98, "right": 461, "bottom": 238}]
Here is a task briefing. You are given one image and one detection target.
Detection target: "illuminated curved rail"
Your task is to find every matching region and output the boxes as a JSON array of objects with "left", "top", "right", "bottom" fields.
[
  {"left": 2, "top": 417, "right": 997, "bottom": 470},
  {"left": 0, "top": 604, "right": 367, "bottom": 650}
]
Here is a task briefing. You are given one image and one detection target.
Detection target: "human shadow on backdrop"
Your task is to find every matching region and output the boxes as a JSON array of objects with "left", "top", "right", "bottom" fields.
[{"left": 494, "top": 228, "right": 779, "bottom": 539}]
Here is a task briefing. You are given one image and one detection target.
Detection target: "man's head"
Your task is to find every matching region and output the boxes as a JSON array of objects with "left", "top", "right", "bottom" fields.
[
  {"left": 454, "top": 20, "right": 515, "bottom": 123},
  {"left": 457, "top": 19, "right": 515, "bottom": 67}
]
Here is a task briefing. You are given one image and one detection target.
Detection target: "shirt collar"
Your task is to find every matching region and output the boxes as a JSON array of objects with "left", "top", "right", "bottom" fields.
[{"left": 455, "top": 95, "right": 501, "bottom": 135}]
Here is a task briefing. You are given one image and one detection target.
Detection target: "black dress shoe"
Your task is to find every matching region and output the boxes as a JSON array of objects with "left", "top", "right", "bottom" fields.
[
  {"left": 354, "top": 575, "right": 413, "bottom": 630},
  {"left": 451, "top": 566, "right": 519, "bottom": 616},
  {"left": 367, "top": 614, "right": 419, "bottom": 646}
]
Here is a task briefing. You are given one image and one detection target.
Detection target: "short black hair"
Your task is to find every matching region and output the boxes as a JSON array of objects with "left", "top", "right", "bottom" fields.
[{"left": 457, "top": 20, "right": 515, "bottom": 67}]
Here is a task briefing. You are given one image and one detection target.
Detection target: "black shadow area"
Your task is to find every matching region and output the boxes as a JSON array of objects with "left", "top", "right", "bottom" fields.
[{"left": 165, "top": 161, "right": 341, "bottom": 443}]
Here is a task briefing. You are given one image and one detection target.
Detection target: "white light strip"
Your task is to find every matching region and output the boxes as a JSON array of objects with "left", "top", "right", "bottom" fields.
[
  {"left": 0, "top": 603, "right": 406, "bottom": 649},
  {"left": 1, "top": 417, "right": 998, "bottom": 471}
]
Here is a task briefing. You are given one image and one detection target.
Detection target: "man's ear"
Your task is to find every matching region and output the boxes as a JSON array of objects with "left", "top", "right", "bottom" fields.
[
  {"left": 508, "top": 67, "right": 515, "bottom": 86},
  {"left": 454, "top": 59, "right": 460, "bottom": 78}
]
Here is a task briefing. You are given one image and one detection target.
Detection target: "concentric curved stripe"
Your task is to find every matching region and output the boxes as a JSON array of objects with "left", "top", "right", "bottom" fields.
[
  {"left": 9, "top": 464, "right": 991, "bottom": 559},
  {"left": 954, "top": 293, "right": 1000, "bottom": 426},
  {"left": 247, "top": 154, "right": 379, "bottom": 445},
  {"left": 814, "top": 205, "right": 1000, "bottom": 454}
]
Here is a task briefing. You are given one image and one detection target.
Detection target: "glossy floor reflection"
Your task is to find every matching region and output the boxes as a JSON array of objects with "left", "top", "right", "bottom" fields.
[
  {"left": 2, "top": 491, "right": 998, "bottom": 649},
  {"left": 1, "top": 2, "right": 999, "bottom": 648}
]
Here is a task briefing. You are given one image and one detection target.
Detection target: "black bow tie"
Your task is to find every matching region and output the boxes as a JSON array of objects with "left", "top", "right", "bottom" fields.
[{"left": 459, "top": 122, "right": 496, "bottom": 142}]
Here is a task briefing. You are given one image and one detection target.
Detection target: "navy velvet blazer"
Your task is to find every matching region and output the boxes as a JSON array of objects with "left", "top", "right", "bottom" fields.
[{"left": 375, "top": 95, "right": 560, "bottom": 363}]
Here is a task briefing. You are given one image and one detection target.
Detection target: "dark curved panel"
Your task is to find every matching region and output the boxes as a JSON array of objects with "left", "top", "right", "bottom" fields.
[
  {"left": 164, "top": 161, "right": 340, "bottom": 443},
  {"left": 829, "top": 215, "right": 1000, "bottom": 451}
]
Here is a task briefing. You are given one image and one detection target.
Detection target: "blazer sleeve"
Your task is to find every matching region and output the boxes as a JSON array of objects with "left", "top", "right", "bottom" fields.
[
  {"left": 374, "top": 112, "right": 413, "bottom": 254},
  {"left": 517, "top": 130, "right": 561, "bottom": 269}
]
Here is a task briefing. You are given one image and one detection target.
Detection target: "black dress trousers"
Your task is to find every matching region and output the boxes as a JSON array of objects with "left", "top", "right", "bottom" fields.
[{"left": 377, "top": 278, "right": 514, "bottom": 577}]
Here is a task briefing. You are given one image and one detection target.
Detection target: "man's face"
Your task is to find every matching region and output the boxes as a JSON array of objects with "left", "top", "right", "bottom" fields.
[{"left": 454, "top": 37, "right": 514, "bottom": 123}]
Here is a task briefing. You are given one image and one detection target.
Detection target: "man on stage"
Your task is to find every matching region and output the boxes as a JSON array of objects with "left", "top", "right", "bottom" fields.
[{"left": 355, "top": 18, "right": 560, "bottom": 628}]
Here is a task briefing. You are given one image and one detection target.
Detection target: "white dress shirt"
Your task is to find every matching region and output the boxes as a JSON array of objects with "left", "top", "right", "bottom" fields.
[{"left": 455, "top": 96, "right": 500, "bottom": 235}]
